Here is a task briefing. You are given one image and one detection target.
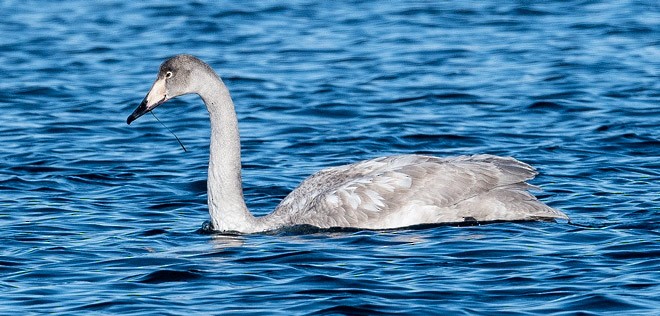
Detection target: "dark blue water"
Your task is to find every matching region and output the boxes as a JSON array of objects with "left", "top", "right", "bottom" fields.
[{"left": 1, "top": 1, "right": 658, "bottom": 314}]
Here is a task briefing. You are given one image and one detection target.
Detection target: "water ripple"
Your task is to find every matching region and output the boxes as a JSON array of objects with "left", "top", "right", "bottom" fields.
[{"left": 0, "top": 0, "right": 658, "bottom": 314}]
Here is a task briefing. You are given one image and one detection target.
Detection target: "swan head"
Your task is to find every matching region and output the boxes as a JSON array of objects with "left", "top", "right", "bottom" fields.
[{"left": 127, "top": 54, "right": 210, "bottom": 124}]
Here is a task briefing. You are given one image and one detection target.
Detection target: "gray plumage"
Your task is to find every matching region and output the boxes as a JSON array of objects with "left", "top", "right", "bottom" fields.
[
  {"left": 269, "top": 154, "right": 567, "bottom": 229},
  {"left": 128, "top": 54, "right": 568, "bottom": 233}
]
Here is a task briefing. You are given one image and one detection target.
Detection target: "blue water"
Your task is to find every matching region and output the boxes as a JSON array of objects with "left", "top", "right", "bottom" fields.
[{"left": 1, "top": 0, "right": 658, "bottom": 314}]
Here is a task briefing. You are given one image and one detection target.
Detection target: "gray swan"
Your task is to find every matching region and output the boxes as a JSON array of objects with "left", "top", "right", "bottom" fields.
[{"left": 127, "top": 54, "right": 568, "bottom": 233}]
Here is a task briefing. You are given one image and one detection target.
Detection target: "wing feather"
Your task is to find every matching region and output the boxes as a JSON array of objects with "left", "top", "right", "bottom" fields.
[{"left": 267, "top": 154, "right": 566, "bottom": 229}]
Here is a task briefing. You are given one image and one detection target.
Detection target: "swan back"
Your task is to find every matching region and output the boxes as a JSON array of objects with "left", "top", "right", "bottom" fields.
[{"left": 267, "top": 154, "right": 567, "bottom": 229}]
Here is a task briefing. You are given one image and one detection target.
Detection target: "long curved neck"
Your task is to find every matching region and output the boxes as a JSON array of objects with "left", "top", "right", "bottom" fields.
[{"left": 197, "top": 74, "right": 258, "bottom": 232}]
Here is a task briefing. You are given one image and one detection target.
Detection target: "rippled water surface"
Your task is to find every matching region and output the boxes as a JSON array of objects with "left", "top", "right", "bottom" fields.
[{"left": 1, "top": 1, "right": 659, "bottom": 314}]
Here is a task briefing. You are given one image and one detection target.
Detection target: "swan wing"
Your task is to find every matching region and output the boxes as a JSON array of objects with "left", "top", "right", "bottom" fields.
[{"left": 269, "top": 154, "right": 566, "bottom": 229}]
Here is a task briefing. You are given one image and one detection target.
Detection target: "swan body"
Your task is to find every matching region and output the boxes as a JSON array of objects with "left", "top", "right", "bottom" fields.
[{"left": 127, "top": 54, "right": 568, "bottom": 233}]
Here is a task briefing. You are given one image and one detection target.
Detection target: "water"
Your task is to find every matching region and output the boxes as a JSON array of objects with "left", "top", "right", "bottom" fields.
[{"left": 1, "top": 0, "right": 658, "bottom": 314}]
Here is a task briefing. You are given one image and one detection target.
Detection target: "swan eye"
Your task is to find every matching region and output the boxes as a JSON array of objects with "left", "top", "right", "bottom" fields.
[{"left": 165, "top": 71, "right": 173, "bottom": 78}]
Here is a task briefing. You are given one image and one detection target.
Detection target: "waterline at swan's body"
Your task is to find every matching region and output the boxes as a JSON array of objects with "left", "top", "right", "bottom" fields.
[{"left": 127, "top": 54, "right": 568, "bottom": 233}]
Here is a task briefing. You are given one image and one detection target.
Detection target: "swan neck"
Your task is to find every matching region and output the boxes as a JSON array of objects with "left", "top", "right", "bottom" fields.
[{"left": 199, "top": 75, "right": 259, "bottom": 232}]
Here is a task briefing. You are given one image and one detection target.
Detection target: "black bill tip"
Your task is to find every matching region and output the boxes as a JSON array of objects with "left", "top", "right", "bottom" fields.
[{"left": 127, "top": 97, "right": 149, "bottom": 125}]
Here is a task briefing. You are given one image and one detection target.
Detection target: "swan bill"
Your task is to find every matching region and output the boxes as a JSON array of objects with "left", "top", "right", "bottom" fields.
[
  {"left": 127, "top": 96, "right": 167, "bottom": 124},
  {"left": 127, "top": 79, "right": 169, "bottom": 125}
]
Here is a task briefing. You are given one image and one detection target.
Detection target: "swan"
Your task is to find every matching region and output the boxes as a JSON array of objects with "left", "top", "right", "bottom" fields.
[{"left": 127, "top": 54, "right": 568, "bottom": 233}]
